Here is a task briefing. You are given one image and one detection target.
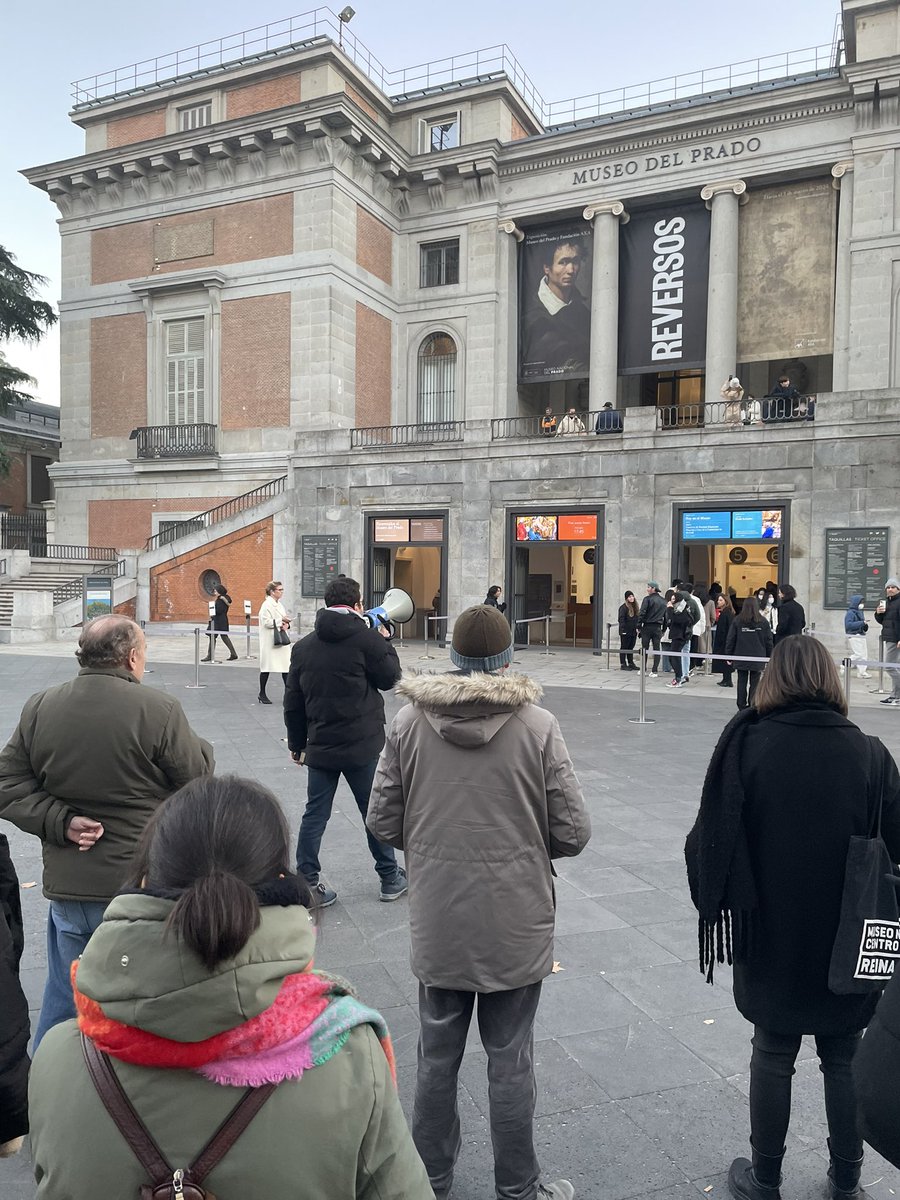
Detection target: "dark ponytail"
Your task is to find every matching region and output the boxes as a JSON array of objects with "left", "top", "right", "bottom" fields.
[{"left": 132, "top": 775, "right": 301, "bottom": 969}]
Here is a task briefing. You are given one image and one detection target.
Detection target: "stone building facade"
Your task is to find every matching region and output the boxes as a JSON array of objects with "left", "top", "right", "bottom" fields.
[{"left": 22, "top": 0, "right": 900, "bottom": 645}]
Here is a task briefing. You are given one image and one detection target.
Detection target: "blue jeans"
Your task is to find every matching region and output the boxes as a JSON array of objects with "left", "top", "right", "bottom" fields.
[
  {"left": 34, "top": 899, "right": 108, "bottom": 1050},
  {"left": 679, "top": 643, "right": 691, "bottom": 681},
  {"left": 296, "top": 759, "right": 397, "bottom": 882}
]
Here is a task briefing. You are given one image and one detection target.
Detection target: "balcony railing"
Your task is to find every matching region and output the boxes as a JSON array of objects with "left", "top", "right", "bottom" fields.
[
  {"left": 656, "top": 396, "right": 817, "bottom": 430},
  {"left": 144, "top": 474, "right": 288, "bottom": 552},
  {"left": 130, "top": 424, "right": 218, "bottom": 459},
  {"left": 492, "top": 410, "right": 624, "bottom": 439},
  {"left": 32, "top": 544, "right": 119, "bottom": 562},
  {"left": 350, "top": 421, "right": 465, "bottom": 448},
  {"left": 0, "top": 511, "right": 47, "bottom": 552}
]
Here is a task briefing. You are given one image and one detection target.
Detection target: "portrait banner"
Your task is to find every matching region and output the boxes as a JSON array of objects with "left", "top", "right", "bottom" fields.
[
  {"left": 518, "top": 220, "right": 593, "bottom": 383},
  {"left": 618, "top": 203, "right": 710, "bottom": 374}
]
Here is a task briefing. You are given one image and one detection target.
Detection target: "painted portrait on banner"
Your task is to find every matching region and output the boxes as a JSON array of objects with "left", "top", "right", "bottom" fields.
[{"left": 518, "top": 221, "right": 593, "bottom": 382}]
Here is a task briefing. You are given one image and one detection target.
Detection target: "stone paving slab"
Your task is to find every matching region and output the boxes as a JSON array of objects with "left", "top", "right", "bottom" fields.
[{"left": 2, "top": 648, "right": 900, "bottom": 1199}]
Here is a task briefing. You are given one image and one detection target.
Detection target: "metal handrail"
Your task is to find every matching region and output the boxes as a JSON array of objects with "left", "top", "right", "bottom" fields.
[
  {"left": 130, "top": 424, "right": 217, "bottom": 460},
  {"left": 70, "top": 5, "right": 838, "bottom": 130},
  {"left": 350, "top": 421, "right": 464, "bottom": 448},
  {"left": 656, "top": 396, "right": 817, "bottom": 430},
  {"left": 492, "top": 409, "right": 623, "bottom": 440},
  {"left": 144, "top": 475, "right": 288, "bottom": 551},
  {"left": 32, "top": 543, "right": 119, "bottom": 561}
]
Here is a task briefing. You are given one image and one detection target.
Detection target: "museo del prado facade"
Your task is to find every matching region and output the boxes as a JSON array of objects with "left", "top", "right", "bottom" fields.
[{"left": 17, "top": 0, "right": 900, "bottom": 648}]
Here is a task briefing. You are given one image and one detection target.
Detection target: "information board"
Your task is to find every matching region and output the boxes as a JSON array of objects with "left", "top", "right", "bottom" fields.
[
  {"left": 409, "top": 518, "right": 444, "bottom": 542},
  {"left": 682, "top": 511, "right": 730, "bottom": 540},
  {"left": 732, "top": 509, "right": 782, "bottom": 540},
  {"left": 824, "top": 528, "right": 890, "bottom": 610},
  {"left": 373, "top": 519, "right": 409, "bottom": 543},
  {"left": 83, "top": 576, "right": 113, "bottom": 622},
  {"left": 558, "top": 514, "right": 598, "bottom": 541},
  {"left": 301, "top": 535, "right": 341, "bottom": 598}
]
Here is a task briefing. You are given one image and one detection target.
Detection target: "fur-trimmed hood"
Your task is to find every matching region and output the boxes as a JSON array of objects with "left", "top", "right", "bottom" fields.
[{"left": 396, "top": 671, "right": 543, "bottom": 748}]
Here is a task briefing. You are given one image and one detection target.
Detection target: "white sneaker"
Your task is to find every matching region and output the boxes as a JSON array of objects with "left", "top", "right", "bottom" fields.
[
  {"left": 858, "top": 673, "right": 871, "bottom": 679},
  {"left": 538, "top": 1183, "right": 575, "bottom": 1200},
  {"left": 649, "top": 672, "right": 658, "bottom": 678}
]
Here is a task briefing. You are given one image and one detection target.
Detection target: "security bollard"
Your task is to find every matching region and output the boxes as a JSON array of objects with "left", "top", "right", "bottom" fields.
[
  {"left": 186, "top": 627, "right": 207, "bottom": 690},
  {"left": 843, "top": 657, "right": 852, "bottom": 710},
  {"left": 629, "top": 646, "right": 655, "bottom": 725}
]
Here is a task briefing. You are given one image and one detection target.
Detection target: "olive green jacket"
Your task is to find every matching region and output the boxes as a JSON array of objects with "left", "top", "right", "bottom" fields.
[
  {"left": 0, "top": 667, "right": 214, "bottom": 901},
  {"left": 29, "top": 894, "right": 433, "bottom": 1200}
]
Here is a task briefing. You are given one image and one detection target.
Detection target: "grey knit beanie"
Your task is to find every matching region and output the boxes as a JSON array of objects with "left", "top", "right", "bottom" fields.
[
  {"left": 450, "top": 605, "right": 514, "bottom": 672},
  {"left": 887, "top": 577, "right": 900, "bottom": 590}
]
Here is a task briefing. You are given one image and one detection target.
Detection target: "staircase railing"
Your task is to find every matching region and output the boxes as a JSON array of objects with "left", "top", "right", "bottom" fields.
[{"left": 144, "top": 475, "right": 288, "bottom": 551}]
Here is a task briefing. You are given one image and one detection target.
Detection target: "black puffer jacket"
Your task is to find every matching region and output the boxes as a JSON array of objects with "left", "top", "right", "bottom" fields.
[
  {"left": 0, "top": 834, "right": 29, "bottom": 1145},
  {"left": 773, "top": 598, "right": 806, "bottom": 644},
  {"left": 284, "top": 609, "right": 401, "bottom": 769},
  {"left": 875, "top": 594, "right": 900, "bottom": 644},
  {"left": 725, "top": 618, "right": 773, "bottom": 669}
]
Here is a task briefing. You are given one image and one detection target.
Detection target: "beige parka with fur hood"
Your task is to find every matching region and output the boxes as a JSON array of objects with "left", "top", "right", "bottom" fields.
[{"left": 367, "top": 671, "right": 590, "bottom": 991}]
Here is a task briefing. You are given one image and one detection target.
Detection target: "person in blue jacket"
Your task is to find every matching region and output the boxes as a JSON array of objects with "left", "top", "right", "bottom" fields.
[{"left": 844, "top": 594, "right": 870, "bottom": 679}]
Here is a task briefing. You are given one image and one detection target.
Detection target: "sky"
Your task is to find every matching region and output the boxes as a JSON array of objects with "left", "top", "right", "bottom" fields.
[{"left": 2, "top": 0, "right": 840, "bottom": 406}]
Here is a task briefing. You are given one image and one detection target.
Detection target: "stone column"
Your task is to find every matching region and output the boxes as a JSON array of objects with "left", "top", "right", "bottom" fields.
[
  {"left": 498, "top": 221, "right": 525, "bottom": 417},
  {"left": 700, "top": 179, "right": 747, "bottom": 395},
  {"left": 831, "top": 160, "right": 854, "bottom": 392},
  {"left": 583, "top": 200, "right": 629, "bottom": 408}
]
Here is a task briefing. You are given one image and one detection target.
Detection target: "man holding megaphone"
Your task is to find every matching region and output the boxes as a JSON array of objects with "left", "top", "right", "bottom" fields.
[{"left": 283, "top": 575, "right": 409, "bottom": 908}]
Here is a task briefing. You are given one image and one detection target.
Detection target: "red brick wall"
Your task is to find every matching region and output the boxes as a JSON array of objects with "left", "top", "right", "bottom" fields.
[
  {"left": 355, "top": 303, "right": 391, "bottom": 427},
  {"left": 113, "top": 597, "right": 137, "bottom": 620},
  {"left": 356, "top": 206, "right": 393, "bottom": 285},
  {"left": 0, "top": 451, "right": 27, "bottom": 514},
  {"left": 510, "top": 116, "right": 529, "bottom": 141},
  {"left": 220, "top": 293, "right": 291, "bottom": 429},
  {"left": 345, "top": 84, "right": 379, "bottom": 122},
  {"left": 90, "top": 314, "right": 147, "bottom": 437},
  {"left": 88, "top": 496, "right": 233, "bottom": 552},
  {"left": 226, "top": 74, "right": 301, "bottom": 120},
  {"left": 92, "top": 194, "right": 294, "bottom": 285},
  {"left": 149, "top": 517, "right": 273, "bottom": 621},
  {"left": 106, "top": 108, "right": 166, "bottom": 148}
]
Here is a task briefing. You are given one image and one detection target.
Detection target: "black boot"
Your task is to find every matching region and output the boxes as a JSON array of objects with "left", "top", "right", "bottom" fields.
[
  {"left": 826, "top": 1139, "right": 865, "bottom": 1199},
  {"left": 728, "top": 1147, "right": 784, "bottom": 1200}
]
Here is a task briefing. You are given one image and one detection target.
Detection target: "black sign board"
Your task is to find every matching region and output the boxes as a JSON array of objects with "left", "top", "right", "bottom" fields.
[
  {"left": 824, "top": 527, "right": 890, "bottom": 610},
  {"left": 301, "top": 535, "right": 341, "bottom": 598}
]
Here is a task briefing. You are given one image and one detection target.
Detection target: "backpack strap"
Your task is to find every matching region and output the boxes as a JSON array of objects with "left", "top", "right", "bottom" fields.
[
  {"left": 188, "top": 1082, "right": 276, "bottom": 1184},
  {"left": 81, "top": 1033, "right": 171, "bottom": 1185}
]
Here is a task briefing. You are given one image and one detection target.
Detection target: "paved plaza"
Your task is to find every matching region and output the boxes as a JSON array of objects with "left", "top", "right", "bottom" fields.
[{"left": 2, "top": 638, "right": 900, "bottom": 1199}]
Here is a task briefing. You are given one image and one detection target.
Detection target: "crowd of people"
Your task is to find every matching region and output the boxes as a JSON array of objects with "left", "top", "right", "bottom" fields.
[{"left": 1, "top": 572, "right": 899, "bottom": 1199}]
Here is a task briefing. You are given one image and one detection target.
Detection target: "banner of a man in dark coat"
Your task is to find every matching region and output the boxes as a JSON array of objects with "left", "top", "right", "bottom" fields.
[{"left": 518, "top": 221, "right": 593, "bottom": 382}]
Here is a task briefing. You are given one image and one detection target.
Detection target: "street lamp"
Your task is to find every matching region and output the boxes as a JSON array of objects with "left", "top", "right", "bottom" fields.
[{"left": 338, "top": 6, "right": 355, "bottom": 48}]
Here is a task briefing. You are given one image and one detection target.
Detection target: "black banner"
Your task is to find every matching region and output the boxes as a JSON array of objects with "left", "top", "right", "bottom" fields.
[
  {"left": 618, "top": 203, "right": 709, "bottom": 374},
  {"left": 518, "top": 220, "right": 592, "bottom": 383}
]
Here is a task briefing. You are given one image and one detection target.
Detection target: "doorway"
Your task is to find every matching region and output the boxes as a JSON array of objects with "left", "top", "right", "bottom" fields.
[
  {"left": 366, "top": 513, "right": 447, "bottom": 641},
  {"left": 673, "top": 505, "right": 788, "bottom": 606}
]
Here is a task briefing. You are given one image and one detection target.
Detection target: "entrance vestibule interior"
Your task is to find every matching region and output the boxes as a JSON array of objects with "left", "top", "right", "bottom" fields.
[
  {"left": 676, "top": 541, "right": 781, "bottom": 603},
  {"left": 371, "top": 545, "right": 441, "bottom": 640},
  {"left": 514, "top": 542, "right": 596, "bottom": 646}
]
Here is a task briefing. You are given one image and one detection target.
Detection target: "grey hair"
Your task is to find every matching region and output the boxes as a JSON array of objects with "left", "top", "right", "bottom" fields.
[{"left": 76, "top": 616, "right": 143, "bottom": 669}]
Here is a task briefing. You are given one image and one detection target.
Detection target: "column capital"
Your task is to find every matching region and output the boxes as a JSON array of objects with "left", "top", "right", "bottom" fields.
[
  {"left": 582, "top": 199, "right": 629, "bottom": 224},
  {"left": 700, "top": 178, "right": 747, "bottom": 208},
  {"left": 832, "top": 159, "right": 855, "bottom": 187},
  {"left": 498, "top": 219, "right": 524, "bottom": 242}
]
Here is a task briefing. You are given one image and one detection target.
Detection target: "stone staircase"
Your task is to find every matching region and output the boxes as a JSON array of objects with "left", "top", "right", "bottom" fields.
[{"left": 0, "top": 572, "right": 87, "bottom": 628}]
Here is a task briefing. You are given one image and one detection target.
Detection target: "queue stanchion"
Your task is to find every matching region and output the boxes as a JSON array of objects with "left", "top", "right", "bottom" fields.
[
  {"left": 186, "top": 627, "right": 207, "bottom": 690},
  {"left": 243, "top": 600, "right": 254, "bottom": 659},
  {"left": 629, "top": 646, "right": 655, "bottom": 725},
  {"left": 544, "top": 615, "right": 551, "bottom": 657},
  {"left": 843, "top": 657, "right": 852, "bottom": 710},
  {"left": 606, "top": 623, "right": 613, "bottom": 670},
  {"left": 878, "top": 635, "right": 886, "bottom": 694}
]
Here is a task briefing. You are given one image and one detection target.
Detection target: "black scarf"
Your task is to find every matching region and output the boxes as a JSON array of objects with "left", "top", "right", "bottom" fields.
[
  {"left": 684, "top": 707, "right": 760, "bottom": 982},
  {"left": 120, "top": 874, "right": 309, "bottom": 909}
]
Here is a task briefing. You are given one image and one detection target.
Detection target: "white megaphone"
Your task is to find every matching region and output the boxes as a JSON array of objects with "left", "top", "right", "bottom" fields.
[{"left": 362, "top": 588, "right": 415, "bottom": 637}]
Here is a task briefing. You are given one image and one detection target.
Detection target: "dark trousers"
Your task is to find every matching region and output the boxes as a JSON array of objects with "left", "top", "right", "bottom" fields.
[
  {"left": 619, "top": 631, "right": 636, "bottom": 667},
  {"left": 204, "top": 630, "right": 236, "bottom": 660},
  {"left": 640, "top": 627, "right": 662, "bottom": 671},
  {"left": 414, "top": 982, "right": 542, "bottom": 1200},
  {"left": 749, "top": 1026, "right": 862, "bottom": 1160},
  {"left": 296, "top": 758, "right": 397, "bottom": 881},
  {"left": 736, "top": 669, "right": 761, "bottom": 709}
]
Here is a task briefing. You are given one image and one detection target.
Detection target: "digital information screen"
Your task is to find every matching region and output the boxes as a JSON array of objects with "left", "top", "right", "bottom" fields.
[
  {"left": 682, "top": 511, "right": 731, "bottom": 540},
  {"left": 515, "top": 515, "right": 558, "bottom": 541}
]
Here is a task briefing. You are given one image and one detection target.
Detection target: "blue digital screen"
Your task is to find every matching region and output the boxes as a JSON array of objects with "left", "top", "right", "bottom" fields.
[
  {"left": 682, "top": 511, "right": 731, "bottom": 540},
  {"left": 733, "top": 510, "right": 782, "bottom": 540}
]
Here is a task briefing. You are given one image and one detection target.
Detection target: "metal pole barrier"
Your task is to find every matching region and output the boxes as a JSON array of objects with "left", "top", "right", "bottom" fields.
[
  {"left": 245, "top": 616, "right": 252, "bottom": 659},
  {"left": 843, "top": 656, "right": 852, "bottom": 710},
  {"left": 879, "top": 635, "right": 885, "bottom": 694},
  {"left": 606, "top": 622, "right": 613, "bottom": 670},
  {"left": 186, "top": 627, "right": 207, "bottom": 689},
  {"left": 421, "top": 620, "right": 431, "bottom": 660},
  {"left": 544, "top": 615, "right": 550, "bottom": 657},
  {"left": 629, "top": 645, "right": 655, "bottom": 724}
]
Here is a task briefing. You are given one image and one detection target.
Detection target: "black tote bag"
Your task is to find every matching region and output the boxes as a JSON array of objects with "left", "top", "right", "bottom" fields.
[{"left": 828, "top": 737, "right": 900, "bottom": 995}]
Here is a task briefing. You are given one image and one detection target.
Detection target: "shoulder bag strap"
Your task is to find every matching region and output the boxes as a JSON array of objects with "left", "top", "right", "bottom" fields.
[
  {"left": 81, "top": 1033, "right": 171, "bottom": 1185},
  {"left": 189, "top": 1083, "right": 277, "bottom": 1184},
  {"left": 866, "top": 735, "right": 887, "bottom": 839}
]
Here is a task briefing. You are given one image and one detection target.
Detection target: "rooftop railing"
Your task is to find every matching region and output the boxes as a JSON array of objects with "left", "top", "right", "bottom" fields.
[
  {"left": 350, "top": 420, "right": 465, "bottom": 448},
  {"left": 71, "top": 6, "right": 840, "bottom": 128}
]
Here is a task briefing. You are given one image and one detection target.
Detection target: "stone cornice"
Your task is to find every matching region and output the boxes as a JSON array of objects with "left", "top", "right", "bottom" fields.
[{"left": 128, "top": 269, "right": 228, "bottom": 297}]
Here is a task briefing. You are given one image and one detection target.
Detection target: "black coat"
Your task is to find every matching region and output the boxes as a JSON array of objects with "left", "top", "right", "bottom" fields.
[
  {"left": 284, "top": 608, "right": 401, "bottom": 769},
  {"left": 733, "top": 708, "right": 900, "bottom": 1035},
  {"left": 618, "top": 603, "right": 639, "bottom": 638},
  {"left": 638, "top": 592, "right": 666, "bottom": 629},
  {"left": 667, "top": 607, "right": 694, "bottom": 652},
  {"left": 0, "top": 834, "right": 29, "bottom": 1143},
  {"left": 855, "top": 963, "right": 900, "bottom": 1167},
  {"left": 711, "top": 608, "right": 734, "bottom": 673},
  {"left": 210, "top": 594, "right": 231, "bottom": 631},
  {"left": 875, "top": 593, "right": 900, "bottom": 644},
  {"left": 725, "top": 618, "right": 773, "bottom": 671},
  {"left": 773, "top": 598, "right": 805, "bottom": 644}
]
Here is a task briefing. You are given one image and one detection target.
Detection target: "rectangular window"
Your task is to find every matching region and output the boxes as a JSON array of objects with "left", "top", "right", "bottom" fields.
[
  {"left": 421, "top": 115, "right": 459, "bottom": 153},
  {"left": 420, "top": 239, "right": 460, "bottom": 288},
  {"left": 178, "top": 101, "right": 213, "bottom": 132},
  {"left": 29, "top": 455, "right": 53, "bottom": 505},
  {"left": 165, "top": 318, "right": 206, "bottom": 425}
]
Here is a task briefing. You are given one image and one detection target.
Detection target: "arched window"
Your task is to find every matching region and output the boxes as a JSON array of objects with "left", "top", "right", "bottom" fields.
[{"left": 417, "top": 332, "right": 457, "bottom": 424}]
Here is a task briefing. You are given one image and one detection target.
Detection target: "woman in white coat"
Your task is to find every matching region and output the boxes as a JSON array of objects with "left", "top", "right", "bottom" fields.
[{"left": 257, "top": 580, "right": 292, "bottom": 704}]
